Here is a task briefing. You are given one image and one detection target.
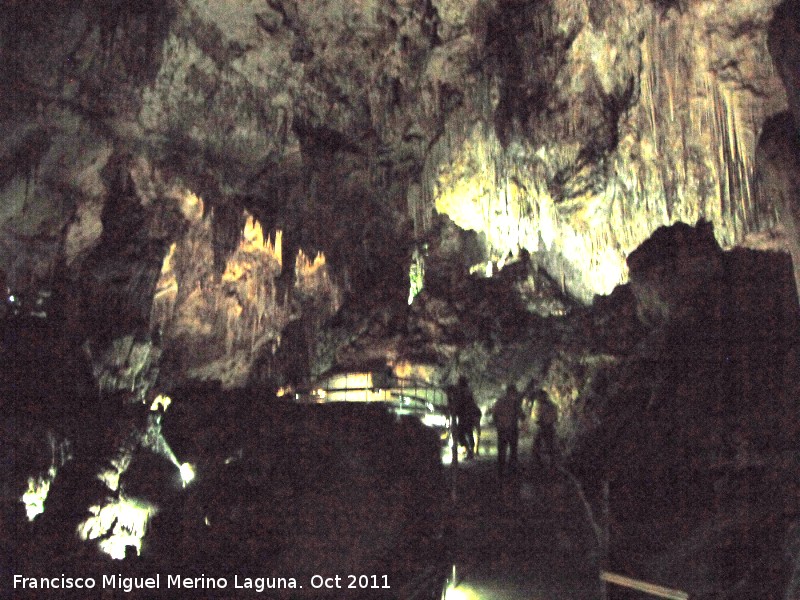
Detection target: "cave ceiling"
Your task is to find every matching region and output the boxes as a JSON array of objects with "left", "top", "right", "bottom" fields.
[{"left": 1, "top": 0, "right": 798, "bottom": 385}]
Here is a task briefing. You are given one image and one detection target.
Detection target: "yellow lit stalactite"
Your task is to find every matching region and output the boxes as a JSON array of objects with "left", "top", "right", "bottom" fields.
[
  {"left": 148, "top": 205, "right": 341, "bottom": 387},
  {"left": 424, "top": 5, "right": 776, "bottom": 303}
]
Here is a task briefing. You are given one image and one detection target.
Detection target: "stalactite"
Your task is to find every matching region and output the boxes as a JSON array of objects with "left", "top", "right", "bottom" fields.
[
  {"left": 144, "top": 201, "right": 339, "bottom": 385},
  {"left": 416, "top": 2, "right": 780, "bottom": 302}
]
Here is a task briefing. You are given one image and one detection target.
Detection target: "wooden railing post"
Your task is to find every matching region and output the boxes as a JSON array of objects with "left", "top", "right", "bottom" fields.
[
  {"left": 601, "top": 479, "right": 610, "bottom": 600},
  {"left": 600, "top": 572, "right": 689, "bottom": 599}
]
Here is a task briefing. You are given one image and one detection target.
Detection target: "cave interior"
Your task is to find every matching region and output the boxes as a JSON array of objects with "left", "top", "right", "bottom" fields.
[{"left": 3, "top": 0, "right": 800, "bottom": 598}]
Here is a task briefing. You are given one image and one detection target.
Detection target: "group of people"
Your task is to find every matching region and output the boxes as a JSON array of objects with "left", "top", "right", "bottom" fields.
[{"left": 447, "top": 376, "right": 558, "bottom": 478}]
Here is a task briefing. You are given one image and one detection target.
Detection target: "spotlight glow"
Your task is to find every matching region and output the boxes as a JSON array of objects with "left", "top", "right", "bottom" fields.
[
  {"left": 179, "top": 462, "right": 195, "bottom": 487},
  {"left": 421, "top": 412, "right": 449, "bottom": 428},
  {"left": 444, "top": 584, "right": 481, "bottom": 600},
  {"left": 21, "top": 467, "right": 57, "bottom": 521},
  {"left": 442, "top": 565, "right": 483, "bottom": 600},
  {"left": 78, "top": 496, "right": 156, "bottom": 560},
  {"left": 150, "top": 393, "right": 172, "bottom": 412}
]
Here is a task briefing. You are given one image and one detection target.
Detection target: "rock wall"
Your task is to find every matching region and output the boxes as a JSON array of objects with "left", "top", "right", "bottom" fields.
[
  {"left": 564, "top": 222, "right": 800, "bottom": 598},
  {"left": 2, "top": 0, "right": 797, "bottom": 389},
  {"left": 427, "top": 0, "right": 788, "bottom": 302},
  {"left": 151, "top": 207, "right": 341, "bottom": 389}
]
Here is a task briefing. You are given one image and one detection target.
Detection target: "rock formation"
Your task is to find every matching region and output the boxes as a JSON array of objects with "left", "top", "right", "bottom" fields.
[{"left": 3, "top": 0, "right": 800, "bottom": 596}]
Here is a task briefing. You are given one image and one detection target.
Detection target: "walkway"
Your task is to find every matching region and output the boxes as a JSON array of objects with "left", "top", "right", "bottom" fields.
[{"left": 443, "top": 431, "right": 603, "bottom": 600}]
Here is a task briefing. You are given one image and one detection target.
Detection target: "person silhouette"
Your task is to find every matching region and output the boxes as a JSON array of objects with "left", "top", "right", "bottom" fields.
[
  {"left": 532, "top": 388, "right": 558, "bottom": 468},
  {"left": 448, "top": 376, "right": 481, "bottom": 459},
  {"left": 491, "top": 384, "right": 523, "bottom": 477}
]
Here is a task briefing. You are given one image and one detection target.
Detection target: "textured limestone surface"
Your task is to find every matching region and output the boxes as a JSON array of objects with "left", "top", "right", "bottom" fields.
[
  {"left": 4, "top": 4, "right": 800, "bottom": 594},
  {"left": 1, "top": 0, "right": 799, "bottom": 380}
]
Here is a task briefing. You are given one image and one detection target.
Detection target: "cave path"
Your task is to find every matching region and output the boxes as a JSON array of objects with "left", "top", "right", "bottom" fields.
[{"left": 444, "top": 432, "right": 604, "bottom": 600}]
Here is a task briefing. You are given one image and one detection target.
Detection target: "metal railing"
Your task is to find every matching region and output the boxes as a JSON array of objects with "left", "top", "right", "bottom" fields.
[{"left": 300, "top": 375, "right": 448, "bottom": 408}]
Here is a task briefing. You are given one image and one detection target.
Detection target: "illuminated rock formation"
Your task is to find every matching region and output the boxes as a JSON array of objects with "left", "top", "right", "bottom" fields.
[
  {"left": 427, "top": 0, "right": 788, "bottom": 302},
  {"left": 151, "top": 207, "right": 340, "bottom": 388},
  {"left": 2, "top": 1, "right": 800, "bottom": 595}
]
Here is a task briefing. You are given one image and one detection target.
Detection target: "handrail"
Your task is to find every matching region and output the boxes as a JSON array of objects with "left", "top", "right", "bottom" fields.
[
  {"left": 600, "top": 571, "right": 689, "bottom": 599},
  {"left": 300, "top": 376, "right": 448, "bottom": 407}
]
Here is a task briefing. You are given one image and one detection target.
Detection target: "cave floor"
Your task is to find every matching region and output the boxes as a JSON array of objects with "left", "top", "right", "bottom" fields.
[{"left": 444, "top": 430, "right": 603, "bottom": 600}]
